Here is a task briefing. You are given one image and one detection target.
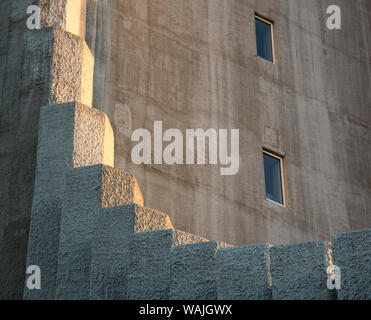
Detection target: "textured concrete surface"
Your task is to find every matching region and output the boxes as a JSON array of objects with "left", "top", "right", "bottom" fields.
[
  {"left": 55, "top": 165, "right": 143, "bottom": 299},
  {"left": 33, "top": 102, "right": 114, "bottom": 202},
  {"left": 332, "top": 229, "right": 371, "bottom": 300},
  {"left": 1, "top": 0, "right": 371, "bottom": 300},
  {"left": 24, "top": 102, "right": 113, "bottom": 300},
  {"left": 22, "top": 27, "right": 93, "bottom": 108},
  {"left": 216, "top": 244, "right": 272, "bottom": 300},
  {"left": 127, "top": 229, "right": 208, "bottom": 300},
  {"left": 0, "top": 0, "right": 93, "bottom": 298},
  {"left": 170, "top": 241, "right": 231, "bottom": 300},
  {"left": 86, "top": 0, "right": 371, "bottom": 248},
  {"left": 72, "top": 103, "right": 114, "bottom": 168},
  {"left": 270, "top": 241, "right": 333, "bottom": 300},
  {"left": 39, "top": 0, "right": 87, "bottom": 38},
  {"left": 91, "top": 204, "right": 174, "bottom": 300}
]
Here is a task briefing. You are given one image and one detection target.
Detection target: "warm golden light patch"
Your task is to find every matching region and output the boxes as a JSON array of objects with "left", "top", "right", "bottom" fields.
[
  {"left": 103, "top": 114, "right": 115, "bottom": 168},
  {"left": 40, "top": 0, "right": 86, "bottom": 38},
  {"left": 65, "top": 0, "right": 86, "bottom": 38},
  {"left": 81, "top": 43, "right": 94, "bottom": 106}
]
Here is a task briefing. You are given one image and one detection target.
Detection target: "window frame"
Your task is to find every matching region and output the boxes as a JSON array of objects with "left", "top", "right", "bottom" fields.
[
  {"left": 255, "top": 14, "right": 277, "bottom": 64},
  {"left": 263, "top": 149, "right": 286, "bottom": 207}
]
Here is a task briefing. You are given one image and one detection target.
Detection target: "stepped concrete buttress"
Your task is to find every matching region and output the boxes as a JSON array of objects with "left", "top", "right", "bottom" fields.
[
  {"left": 23, "top": 97, "right": 371, "bottom": 301},
  {"left": 270, "top": 241, "right": 333, "bottom": 300},
  {"left": 90, "top": 205, "right": 174, "bottom": 300},
  {"left": 127, "top": 229, "right": 208, "bottom": 300},
  {"left": 55, "top": 165, "right": 143, "bottom": 300},
  {"left": 332, "top": 229, "right": 371, "bottom": 300},
  {"left": 1, "top": 0, "right": 92, "bottom": 298},
  {"left": 216, "top": 244, "right": 272, "bottom": 300},
  {"left": 24, "top": 103, "right": 114, "bottom": 300},
  {"left": 16, "top": 0, "right": 370, "bottom": 301}
]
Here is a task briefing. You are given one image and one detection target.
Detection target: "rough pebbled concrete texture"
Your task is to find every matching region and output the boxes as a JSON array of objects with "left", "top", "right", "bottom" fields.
[
  {"left": 170, "top": 241, "right": 231, "bottom": 300},
  {"left": 73, "top": 103, "right": 114, "bottom": 168},
  {"left": 24, "top": 102, "right": 114, "bottom": 300},
  {"left": 23, "top": 27, "right": 93, "bottom": 107},
  {"left": 127, "top": 229, "right": 208, "bottom": 300},
  {"left": 0, "top": 0, "right": 93, "bottom": 297},
  {"left": 33, "top": 102, "right": 114, "bottom": 201},
  {"left": 216, "top": 244, "right": 272, "bottom": 300},
  {"left": 39, "top": 0, "right": 86, "bottom": 38},
  {"left": 270, "top": 241, "right": 333, "bottom": 300},
  {"left": 1, "top": 0, "right": 371, "bottom": 300},
  {"left": 91, "top": 204, "right": 174, "bottom": 300},
  {"left": 55, "top": 165, "right": 143, "bottom": 299},
  {"left": 332, "top": 229, "right": 371, "bottom": 300},
  {"left": 100, "top": 165, "right": 144, "bottom": 208}
]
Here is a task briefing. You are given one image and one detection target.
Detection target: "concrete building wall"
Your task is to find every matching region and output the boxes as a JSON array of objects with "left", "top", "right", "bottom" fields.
[
  {"left": 86, "top": 0, "right": 371, "bottom": 247},
  {"left": 0, "top": 0, "right": 370, "bottom": 299},
  {"left": 23, "top": 84, "right": 371, "bottom": 300},
  {"left": 0, "top": 0, "right": 45, "bottom": 299}
]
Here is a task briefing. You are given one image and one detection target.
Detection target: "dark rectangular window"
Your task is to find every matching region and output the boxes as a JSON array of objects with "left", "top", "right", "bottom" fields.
[
  {"left": 263, "top": 151, "right": 284, "bottom": 205},
  {"left": 255, "top": 15, "right": 275, "bottom": 63}
]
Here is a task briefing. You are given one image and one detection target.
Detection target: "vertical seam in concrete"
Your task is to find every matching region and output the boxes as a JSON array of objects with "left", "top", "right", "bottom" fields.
[
  {"left": 0, "top": 2, "right": 11, "bottom": 116},
  {"left": 267, "top": 245, "right": 272, "bottom": 290},
  {"left": 103, "top": 0, "right": 110, "bottom": 114}
]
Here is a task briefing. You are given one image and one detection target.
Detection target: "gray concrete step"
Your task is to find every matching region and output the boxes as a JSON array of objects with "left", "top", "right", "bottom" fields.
[
  {"left": 90, "top": 204, "right": 175, "bottom": 300},
  {"left": 216, "top": 244, "right": 272, "bottom": 300},
  {"left": 55, "top": 164, "right": 145, "bottom": 299},
  {"left": 127, "top": 229, "right": 208, "bottom": 300},
  {"left": 332, "top": 229, "right": 371, "bottom": 300},
  {"left": 24, "top": 101, "right": 114, "bottom": 300},
  {"left": 270, "top": 241, "right": 333, "bottom": 300},
  {"left": 170, "top": 241, "right": 231, "bottom": 300}
]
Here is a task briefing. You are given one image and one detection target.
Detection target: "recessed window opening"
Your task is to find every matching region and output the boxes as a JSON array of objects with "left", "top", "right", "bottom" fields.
[
  {"left": 263, "top": 150, "right": 285, "bottom": 206},
  {"left": 255, "top": 14, "right": 276, "bottom": 63}
]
